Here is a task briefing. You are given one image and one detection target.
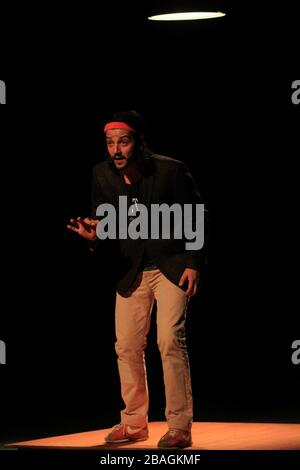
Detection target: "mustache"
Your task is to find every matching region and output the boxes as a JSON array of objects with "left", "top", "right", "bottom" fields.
[{"left": 113, "top": 154, "right": 127, "bottom": 161}]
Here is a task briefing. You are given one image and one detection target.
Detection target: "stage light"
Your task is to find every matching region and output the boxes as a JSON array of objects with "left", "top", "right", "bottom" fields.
[{"left": 148, "top": 12, "right": 226, "bottom": 21}]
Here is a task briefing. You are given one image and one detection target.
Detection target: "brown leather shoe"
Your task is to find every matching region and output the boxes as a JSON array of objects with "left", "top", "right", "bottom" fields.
[
  {"left": 157, "top": 428, "right": 192, "bottom": 449},
  {"left": 105, "top": 423, "right": 149, "bottom": 443}
]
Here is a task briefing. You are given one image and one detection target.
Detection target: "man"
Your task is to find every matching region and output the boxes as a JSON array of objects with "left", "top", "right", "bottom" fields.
[{"left": 67, "top": 110, "right": 207, "bottom": 449}]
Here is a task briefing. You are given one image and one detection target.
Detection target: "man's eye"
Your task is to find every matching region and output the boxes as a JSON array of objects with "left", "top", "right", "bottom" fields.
[{"left": 121, "top": 141, "right": 129, "bottom": 145}]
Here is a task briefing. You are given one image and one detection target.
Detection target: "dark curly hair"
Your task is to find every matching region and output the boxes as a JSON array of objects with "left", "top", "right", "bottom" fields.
[{"left": 109, "top": 110, "right": 145, "bottom": 137}]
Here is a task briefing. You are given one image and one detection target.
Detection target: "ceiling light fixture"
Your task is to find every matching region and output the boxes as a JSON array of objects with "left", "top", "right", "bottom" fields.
[{"left": 148, "top": 12, "right": 226, "bottom": 21}]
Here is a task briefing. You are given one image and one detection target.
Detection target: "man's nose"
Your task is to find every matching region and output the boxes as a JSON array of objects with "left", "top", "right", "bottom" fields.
[{"left": 113, "top": 143, "right": 121, "bottom": 154}]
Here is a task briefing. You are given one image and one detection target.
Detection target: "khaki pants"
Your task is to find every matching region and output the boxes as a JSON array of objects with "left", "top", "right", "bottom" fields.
[{"left": 115, "top": 268, "right": 193, "bottom": 431}]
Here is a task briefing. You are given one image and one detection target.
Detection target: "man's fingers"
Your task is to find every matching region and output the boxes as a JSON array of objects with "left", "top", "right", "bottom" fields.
[
  {"left": 84, "top": 217, "right": 99, "bottom": 226},
  {"left": 191, "top": 282, "right": 198, "bottom": 297},
  {"left": 77, "top": 217, "right": 93, "bottom": 232},
  {"left": 67, "top": 217, "right": 98, "bottom": 240},
  {"left": 179, "top": 273, "right": 194, "bottom": 296},
  {"left": 77, "top": 216, "right": 85, "bottom": 226},
  {"left": 179, "top": 273, "right": 187, "bottom": 287},
  {"left": 69, "top": 218, "right": 80, "bottom": 228},
  {"left": 185, "top": 277, "right": 194, "bottom": 297},
  {"left": 185, "top": 274, "right": 199, "bottom": 297},
  {"left": 186, "top": 276, "right": 200, "bottom": 297},
  {"left": 68, "top": 218, "right": 85, "bottom": 231}
]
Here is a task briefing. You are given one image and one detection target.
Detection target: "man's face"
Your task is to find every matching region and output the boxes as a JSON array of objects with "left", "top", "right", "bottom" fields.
[{"left": 106, "top": 129, "right": 137, "bottom": 170}]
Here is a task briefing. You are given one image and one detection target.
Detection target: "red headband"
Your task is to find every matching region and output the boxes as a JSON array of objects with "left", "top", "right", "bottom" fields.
[{"left": 104, "top": 122, "right": 136, "bottom": 133}]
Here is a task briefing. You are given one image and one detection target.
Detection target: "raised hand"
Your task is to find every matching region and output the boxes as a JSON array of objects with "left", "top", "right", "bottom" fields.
[{"left": 67, "top": 217, "right": 99, "bottom": 241}]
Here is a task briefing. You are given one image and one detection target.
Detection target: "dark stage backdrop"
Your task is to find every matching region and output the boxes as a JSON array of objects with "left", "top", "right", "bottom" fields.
[{"left": 0, "top": 1, "right": 299, "bottom": 445}]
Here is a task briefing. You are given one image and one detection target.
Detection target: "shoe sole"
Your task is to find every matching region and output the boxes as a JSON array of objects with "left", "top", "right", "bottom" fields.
[
  {"left": 157, "top": 442, "right": 192, "bottom": 449},
  {"left": 105, "top": 436, "right": 149, "bottom": 444}
]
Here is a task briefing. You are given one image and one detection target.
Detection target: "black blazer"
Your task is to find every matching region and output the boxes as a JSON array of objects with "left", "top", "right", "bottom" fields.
[{"left": 91, "top": 153, "right": 207, "bottom": 294}]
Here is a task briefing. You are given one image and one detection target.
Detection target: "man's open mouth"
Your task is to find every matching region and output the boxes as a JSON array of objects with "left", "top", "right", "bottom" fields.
[{"left": 114, "top": 156, "right": 126, "bottom": 161}]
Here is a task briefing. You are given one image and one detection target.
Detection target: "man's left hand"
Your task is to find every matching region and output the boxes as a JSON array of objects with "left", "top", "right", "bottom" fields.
[{"left": 179, "top": 268, "right": 200, "bottom": 297}]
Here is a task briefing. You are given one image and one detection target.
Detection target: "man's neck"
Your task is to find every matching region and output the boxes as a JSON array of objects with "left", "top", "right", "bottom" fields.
[{"left": 122, "top": 161, "right": 142, "bottom": 185}]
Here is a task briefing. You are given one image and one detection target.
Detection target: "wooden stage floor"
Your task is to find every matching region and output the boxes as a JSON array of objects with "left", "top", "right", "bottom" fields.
[{"left": 5, "top": 421, "right": 300, "bottom": 450}]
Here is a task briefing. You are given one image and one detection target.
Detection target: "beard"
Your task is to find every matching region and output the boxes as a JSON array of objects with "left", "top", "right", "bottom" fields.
[{"left": 112, "top": 152, "right": 139, "bottom": 170}]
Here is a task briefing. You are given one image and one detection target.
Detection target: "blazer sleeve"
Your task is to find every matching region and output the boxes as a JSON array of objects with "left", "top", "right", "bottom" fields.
[{"left": 174, "top": 161, "right": 209, "bottom": 271}]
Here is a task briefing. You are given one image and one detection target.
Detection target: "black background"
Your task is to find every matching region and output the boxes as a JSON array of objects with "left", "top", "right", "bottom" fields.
[{"left": 0, "top": 0, "right": 299, "bottom": 448}]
